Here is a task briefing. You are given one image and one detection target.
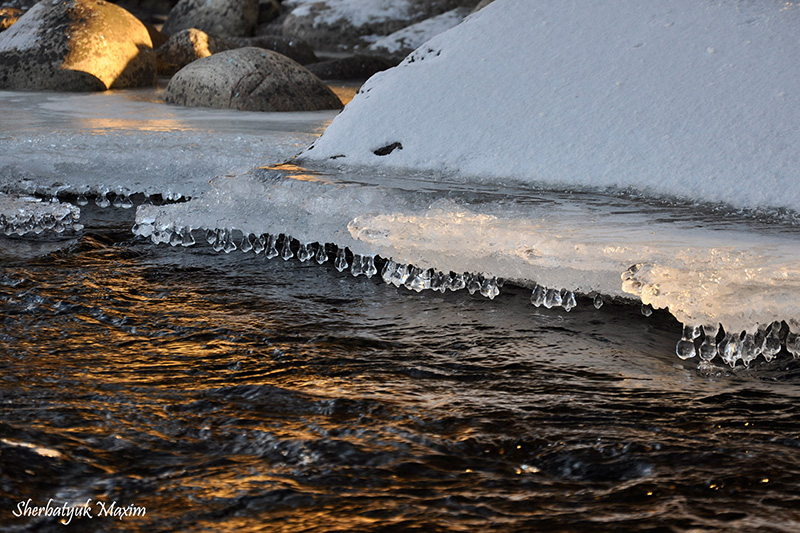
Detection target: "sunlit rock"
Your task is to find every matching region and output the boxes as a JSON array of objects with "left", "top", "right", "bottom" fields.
[
  {"left": 0, "top": 0, "right": 156, "bottom": 91},
  {"left": 281, "top": 0, "right": 477, "bottom": 52},
  {"left": 164, "top": 47, "right": 342, "bottom": 111},
  {"left": 156, "top": 28, "right": 233, "bottom": 76},
  {"left": 0, "top": 7, "right": 22, "bottom": 32},
  {"left": 162, "top": 0, "right": 259, "bottom": 38}
]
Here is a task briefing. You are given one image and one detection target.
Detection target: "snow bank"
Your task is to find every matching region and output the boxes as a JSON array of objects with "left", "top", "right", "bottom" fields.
[{"left": 303, "top": 0, "right": 800, "bottom": 212}]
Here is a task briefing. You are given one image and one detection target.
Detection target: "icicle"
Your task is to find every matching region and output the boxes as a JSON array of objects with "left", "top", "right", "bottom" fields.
[
  {"left": 210, "top": 229, "right": 223, "bottom": 251},
  {"left": 382, "top": 260, "right": 411, "bottom": 287},
  {"left": 206, "top": 229, "right": 216, "bottom": 245},
  {"left": 719, "top": 333, "right": 742, "bottom": 367},
  {"left": 241, "top": 233, "right": 254, "bottom": 253},
  {"left": 740, "top": 333, "right": 757, "bottom": 367},
  {"left": 381, "top": 259, "right": 397, "bottom": 284},
  {"left": 562, "top": 290, "right": 577, "bottom": 312},
  {"left": 675, "top": 325, "right": 696, "bottom": 360},
  {"left": 466, "top": 274, "right": 482, "bottom": 295},
  {"left": 179, "top": 226, "right": 194, "bottom": 247},
  {"left": 113, "top": 191, "right": 133, "bottom": 209},
  {"left": 351, "top": 254, "right": 364, "bottom": 276},
  {"left": 266, "top": 234, "right": 279, "bottom": 259},
  {"left": 363, "top": 255, "right": 377, "bottom": 278},
  {"left": 95, "top": 190, "right": 110, "bottom": 208},
  {"left": 405, "top": 267, "right": 431, "bottom": 292},
  {"left": 253, "top": 234, "right": 266, "bottom": 254},
  {"left": 76, "top": 193, "right": 88, "bottom": 206},
  {"left": 431, "top": 271, "right": 448, "bottom": 292},
  {"left": 699, "top": 324, "right": 718, "bottom": 362},
  {"left": 280, "top": 236, "right": 294, "bottom": 260},
  {"left": 170, "top": 227, "right": 183, "bottom": 247},
  {"left": 334, "top": 246, "right": 348, "bottom": 272},
  {"left": 530, "top": 284, "right": 546, "bottom": 307},
  {"left": 641, "top": 304, "right": 653, "bottom": 317},
  {"left": 480, "top": 277, "right": 500, "bottom": 299},
  {"left": 762, "top": 321, "right": 782, "bottom": 362},
  {"left": 786, "top": 331, "right": 800, "bottom": 359},
  {"left": 448, "top": 273, "right": 466, "bottom": 291},
  {"left": 222, "top": 230, "right": 237, "bottom": 253},
  {"left": 543, "top": 288, "right": 562, "bottom": 309},
  {"left": 315, "top": 244, "right": 327, "bottom": 264},
  {"left": 296, "top": 242, "right": 313, "bottom": 262}
]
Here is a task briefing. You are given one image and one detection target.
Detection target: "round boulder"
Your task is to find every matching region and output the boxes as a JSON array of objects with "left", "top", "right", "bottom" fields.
[
  {"left": 0, "top": 0, "right": 156, "bottom": 91},
  {"left": 164, "top": 47, "right": 343, "bottom": 112},
  {"left": 156, "top": 28, "right": 233, "bottom": 76},
  {"left": 162, "top": 0, "right": 259, "bottom": 38}
]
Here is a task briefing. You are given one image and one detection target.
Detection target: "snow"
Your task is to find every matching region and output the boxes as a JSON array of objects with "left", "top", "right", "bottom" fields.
[
  {"left": 286, "top": 0, "right": 416, "bottom": 28},
  {"left": 303, "top": 0, "right": 800, "bottom": 212},
  {"left": 368, "top": 8, "right": 470, "bottom": 56}
]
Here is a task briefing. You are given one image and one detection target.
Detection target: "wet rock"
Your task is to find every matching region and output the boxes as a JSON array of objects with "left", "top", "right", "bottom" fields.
[
  {"left": 162, "top": 0, "right": 259, "bottom": 37},
  {"left": 305, "top": 54, "right": 396, "bottom": 81},
  {"left": 0, "top": 0, "right": 156, "bottom": 91},
  {"left": 280, "top": 0, "right": 479, "bottom": 52},
  {"left": 164, "top": 47, "right": 342, "bottom": 111},
  {"left": 0, "top": 7, "right": 22, "bottom": 32}
]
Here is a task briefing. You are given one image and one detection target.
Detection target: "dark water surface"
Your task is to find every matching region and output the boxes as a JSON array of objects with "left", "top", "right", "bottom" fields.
[{"left": 1, "top": 206, "right": 800, "bottom": 532}]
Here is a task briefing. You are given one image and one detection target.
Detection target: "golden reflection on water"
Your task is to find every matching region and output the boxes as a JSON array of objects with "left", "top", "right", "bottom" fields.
[{"left": 259, "top": 163, "right": 332, "bottom": 184}]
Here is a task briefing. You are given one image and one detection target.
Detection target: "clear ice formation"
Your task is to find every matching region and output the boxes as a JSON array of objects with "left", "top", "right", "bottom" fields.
[
  {"left": 0, "top": 193, "right": 82, "bottom": 236},
  {"left": 4, "top": 90, "right": 800, "bottom": 368},
  {"left": 129, "top": 165, "right": 800, "bottom": 367}
]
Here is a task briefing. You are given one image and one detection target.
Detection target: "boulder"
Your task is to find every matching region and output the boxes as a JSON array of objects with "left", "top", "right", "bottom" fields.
[
  {"left": 280, "top": 0, "right": 478, "bottom": 51},
  {"left": 305, "top": 54, "right": 396, "bottom": 80},
  {"left": 156, "top": 28, "right": 233, "bottom": 75},
  {"left": 157, "top": 29, "right": 318, "bottom": 75},
  {"left": 0, "top": 0, "right": 156, "bottom": 91},
  {"left": 164, "top": 47, "right": 342, "bottom": 111},
  {"left": 0, "top": 7, "right": 22, "bottom": 32},
  {"left": 162, "top": 0, "right": 259, "bottom": 37}
]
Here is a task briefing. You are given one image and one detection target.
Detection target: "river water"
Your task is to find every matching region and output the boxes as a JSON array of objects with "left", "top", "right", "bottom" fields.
[{"left": 1, "top": 89, "right": 800, "bottom": 531}]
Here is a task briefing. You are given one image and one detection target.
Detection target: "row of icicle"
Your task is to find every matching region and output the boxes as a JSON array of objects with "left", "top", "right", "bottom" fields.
[
  {"left": 132, "top": 221, "right": 800, "bottom": 368},
  {"left": 0, "top": 210, "right": 82, "bottom": 237},
  {"left": 676, "top": 321, "right": 800, "bottom": 367}
]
